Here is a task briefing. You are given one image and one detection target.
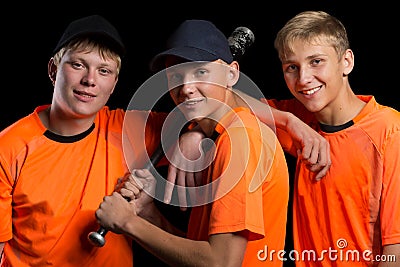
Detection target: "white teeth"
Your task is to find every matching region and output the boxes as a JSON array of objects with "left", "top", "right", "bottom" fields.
[
  {"left": 81, "top": 95, "right": 93, "bottom": 98},
  {"left": 303, "top": 86, "right": 320, "bottom": 95},
  {"left": 185, "top": 99, "right": 202, "bottom": 105}
]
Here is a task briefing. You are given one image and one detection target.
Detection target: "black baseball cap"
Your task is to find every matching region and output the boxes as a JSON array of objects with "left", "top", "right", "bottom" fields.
[
  {"left": 150, "top": 19, "right": 233, "bottom": 72},
  {"left": 53, "top": 15, "right": 125, "bottom": 57}
]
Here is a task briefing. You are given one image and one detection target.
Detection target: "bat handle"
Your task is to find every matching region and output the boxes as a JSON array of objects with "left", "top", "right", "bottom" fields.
[{"left": 88, "top": 144, "right": 165, "bottom": 247}]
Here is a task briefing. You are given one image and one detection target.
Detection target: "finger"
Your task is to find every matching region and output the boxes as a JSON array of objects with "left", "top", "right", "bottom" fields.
[
  {"left": 315, "top": 163, "right": 331, "bottom": 181},
  {"left": 311, "top": 141, "right": 327, "bottom": 169},
  {"left": 306, "top": 139, "right": 320, "bottom": 165},
  {"left": 109, "top": 191, "right": 126, "bottom": 202},
  {"left": 186, "top": 172, "right": 195, "bottom": 187},
  {"left": 141, "top": 174, "right": 156, "bottom": 197},
  {"left": 325, "top": 141, "right": 331, "bottom": 169},
  {"left": 128, "top": 172, "right": 144, "bottom": 189},
  {"left": 177, "top": 169, "right": 188, "bottom": 211},
  {"left": 134, "top": 168, "right": 151, "bottom": 178},
  {"left": 194, "top": 172, "right": 203, "bottom": 187},
  {"left": 185, "top": 172, "right": 197, "bottom": 207},
  {"left": 298, "top": 138, "right": 313, "bottom": 161},
  {"left": 315, "top": 143, "right": 331, "bottom": 180},
  {"left": 305, "top": 139, "right": 330, "bottom": 177},
  {"left": 114, "top": 177, "right": 124, "bottom": 191},
  {"left": 306, "top": 159, "right": 328, "bottom": 178},
  {"left": 120, "top": 185, "right": 140, "bottom": 200},
  {"left": 164, "top": 164, "right": 178, "bottom": 203}
]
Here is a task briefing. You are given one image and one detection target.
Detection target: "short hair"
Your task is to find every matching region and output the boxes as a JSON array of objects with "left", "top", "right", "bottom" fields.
[{"left": 274, "top": 10, "right": 350, "bottom": 61}]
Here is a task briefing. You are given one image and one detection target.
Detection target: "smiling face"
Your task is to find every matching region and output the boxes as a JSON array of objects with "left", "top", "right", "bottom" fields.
[
  {"left": 280, "top": 38, "right": 353, "bottom": 115},
  {"left": 50, "top": 47, "right": 119, "bottom": 120},
  {"left": 165, "top": 59, "right": 232, "bottom": 129}
]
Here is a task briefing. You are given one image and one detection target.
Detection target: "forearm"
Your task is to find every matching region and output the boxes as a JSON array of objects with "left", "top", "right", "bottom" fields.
[
  {"left": 233, "top": 89, "right": 294, "bottom": 130},
  {"left": 233, "top": 90, "right": 332, "bottom": 173},
  {"left": 377, "top": 244, "right": 400, "bottom": 266},
  {"left": 0, "top": 242, "right": 4, "bottom": 260},
  {"left": 248, "top": 100, "right": 298, "bottom": 155},
  {"left": 124, "top": 215, "right": 213, "bottom": 267}
]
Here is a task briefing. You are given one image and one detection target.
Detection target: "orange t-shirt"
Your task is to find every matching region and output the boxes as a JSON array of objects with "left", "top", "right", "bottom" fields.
[
  {"left": 0, "top": 105, "right": 166, "bottom": 266},
  {"left": 266, "top": 96, "right": 400, "bottom": 266},
  {"left": 186, "top": 107, "right": 289, "bottom": 266}
]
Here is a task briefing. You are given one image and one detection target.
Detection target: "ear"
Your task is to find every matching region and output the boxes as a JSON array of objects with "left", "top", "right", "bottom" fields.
[
  {"left": 343, "top": 49, "right": 354, "bottom": 76},
  {"left": 48, "top": 58, "right": 57, "bottom": 86},
  {"left": 227, "top": 61, "right": 240, "bottom": 87}
]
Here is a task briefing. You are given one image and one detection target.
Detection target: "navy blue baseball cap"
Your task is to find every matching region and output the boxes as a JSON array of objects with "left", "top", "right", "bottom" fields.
[
  {"left": 53, "top": 15, "right": 126, "bottom": 57},
  {"left": 150, "top": 19, "right": 233, "bottom": 72}
]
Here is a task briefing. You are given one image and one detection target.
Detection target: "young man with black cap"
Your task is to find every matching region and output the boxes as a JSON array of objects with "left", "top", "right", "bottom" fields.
[
  {"left": 95, "top": 19, "right": 291, "bottom": 267},
  {"left": 0, "top": 14, "right": 168, "bottom": 266}
]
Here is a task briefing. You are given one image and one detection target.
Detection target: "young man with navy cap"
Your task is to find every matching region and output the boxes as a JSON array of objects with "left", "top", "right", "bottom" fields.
[
  {"left": 95, "top": 19, "right": 291, "bottom": 267},
  {"left": 149, "top": 19, "right": 234, "bottom": 72},
  {"left": 0, "top": 14, "right": 169, "bottom": 266}
]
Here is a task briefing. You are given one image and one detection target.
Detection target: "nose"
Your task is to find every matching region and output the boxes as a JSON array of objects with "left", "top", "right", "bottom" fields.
[
  {"left": 81, "top": 70, "right": 96, "bottom": 87},
  {"left": 169, "top": 78, "right": 196, "bottom": 103},
  {"left": 298, "top": 67, "right": 313, "bottom": 85},
  {"left": 180, "top": 82, "right": 196, "bottom": 95}
]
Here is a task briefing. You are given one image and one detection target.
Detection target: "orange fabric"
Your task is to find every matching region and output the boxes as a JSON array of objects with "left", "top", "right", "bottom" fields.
[
  {"left": 268, "top": 96, "right": 400, "bottom": 266},
  {"left": 186, "top": 107, "right": 289, "bottom": 266},
  {"left": 0, "top": 105, "right": 166, "bottom": 266}
]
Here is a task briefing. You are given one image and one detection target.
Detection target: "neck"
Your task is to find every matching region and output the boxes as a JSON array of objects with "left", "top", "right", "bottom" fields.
[
  {"left": 316, "top": 90, "right": 365, "bottom": 126},
  {"left": 197, "top": 91, "right": 243, "bottom": 137},
  {"left": 39, "top": 106, "right": 96, "bottom": 136}
]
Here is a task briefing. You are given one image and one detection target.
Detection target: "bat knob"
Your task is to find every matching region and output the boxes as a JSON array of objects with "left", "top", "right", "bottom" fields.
[{"left": 88, "top": 228, "right": 107, "bottom": 247}]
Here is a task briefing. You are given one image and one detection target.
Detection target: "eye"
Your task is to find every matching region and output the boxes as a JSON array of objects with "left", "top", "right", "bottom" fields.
[
  {"left": 167, "top": 73, "right": 183, "bottom": 89},
  {"left": 311, "top": 58, "right": 322, "bottom": 66},
  {"left": 99, "top": 68, "right": 112, "bottom": 76},
  {"left": 71, "top": 61, "right": 84, "bottom": 69},
  {"left": 196, "top": 68, "right": 207, "bottom": 76},
  {"left": 193, "top": 68, "right": 209, "bottom": 80},
  {"left": 170, "top": 73, "right": 182, "bottom": 83},
  {"left": 284, "top": 64, "right": 298, "bottom": 73},
  {"left": 196, "top": 69, "right": 207, "bottom": 76}
]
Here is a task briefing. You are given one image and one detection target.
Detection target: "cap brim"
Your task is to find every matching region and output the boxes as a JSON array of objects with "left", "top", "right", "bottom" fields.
[{"left": 149, "top": 46, "right": 219, "bottom": 72}]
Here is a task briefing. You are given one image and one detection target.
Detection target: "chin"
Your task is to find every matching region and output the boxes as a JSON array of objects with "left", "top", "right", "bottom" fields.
[{"left": 302, "top": 101, "right": 324, "bottom": 114}]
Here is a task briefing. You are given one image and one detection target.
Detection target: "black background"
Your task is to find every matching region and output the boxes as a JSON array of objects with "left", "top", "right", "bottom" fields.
[
  {"left": 1, "top": 1, "right": 399, "bottom": 130},
  {"left": 2, "top": 1, "right": 397, "bottom": 266}
]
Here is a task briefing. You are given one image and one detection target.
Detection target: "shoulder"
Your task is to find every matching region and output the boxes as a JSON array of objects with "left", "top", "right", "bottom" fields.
[
  {"left": 0, "top": 108, "right": 44, "bottom": 144},
  {"left": 361, "top": 96, "right": 400, "bottom": 131},
  {"left": 219, "top": 108, "right": 279, "bottom": 150},
  {"left": 0, "top": 108, "right": 46, "bottom": 167},
  {"left": 356, "top": 97, "right": 400, "bottom": 150},
  {"left": 97, "top": 106, "right": 125, "bottom": 121}
]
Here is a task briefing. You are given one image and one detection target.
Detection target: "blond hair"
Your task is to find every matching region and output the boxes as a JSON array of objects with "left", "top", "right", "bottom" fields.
[
  {"left": 274, "top": 10, "right": 350, "bottom": 61},
  {"left": 52, "top": 37, "right": 122, "bottom": 75}
]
